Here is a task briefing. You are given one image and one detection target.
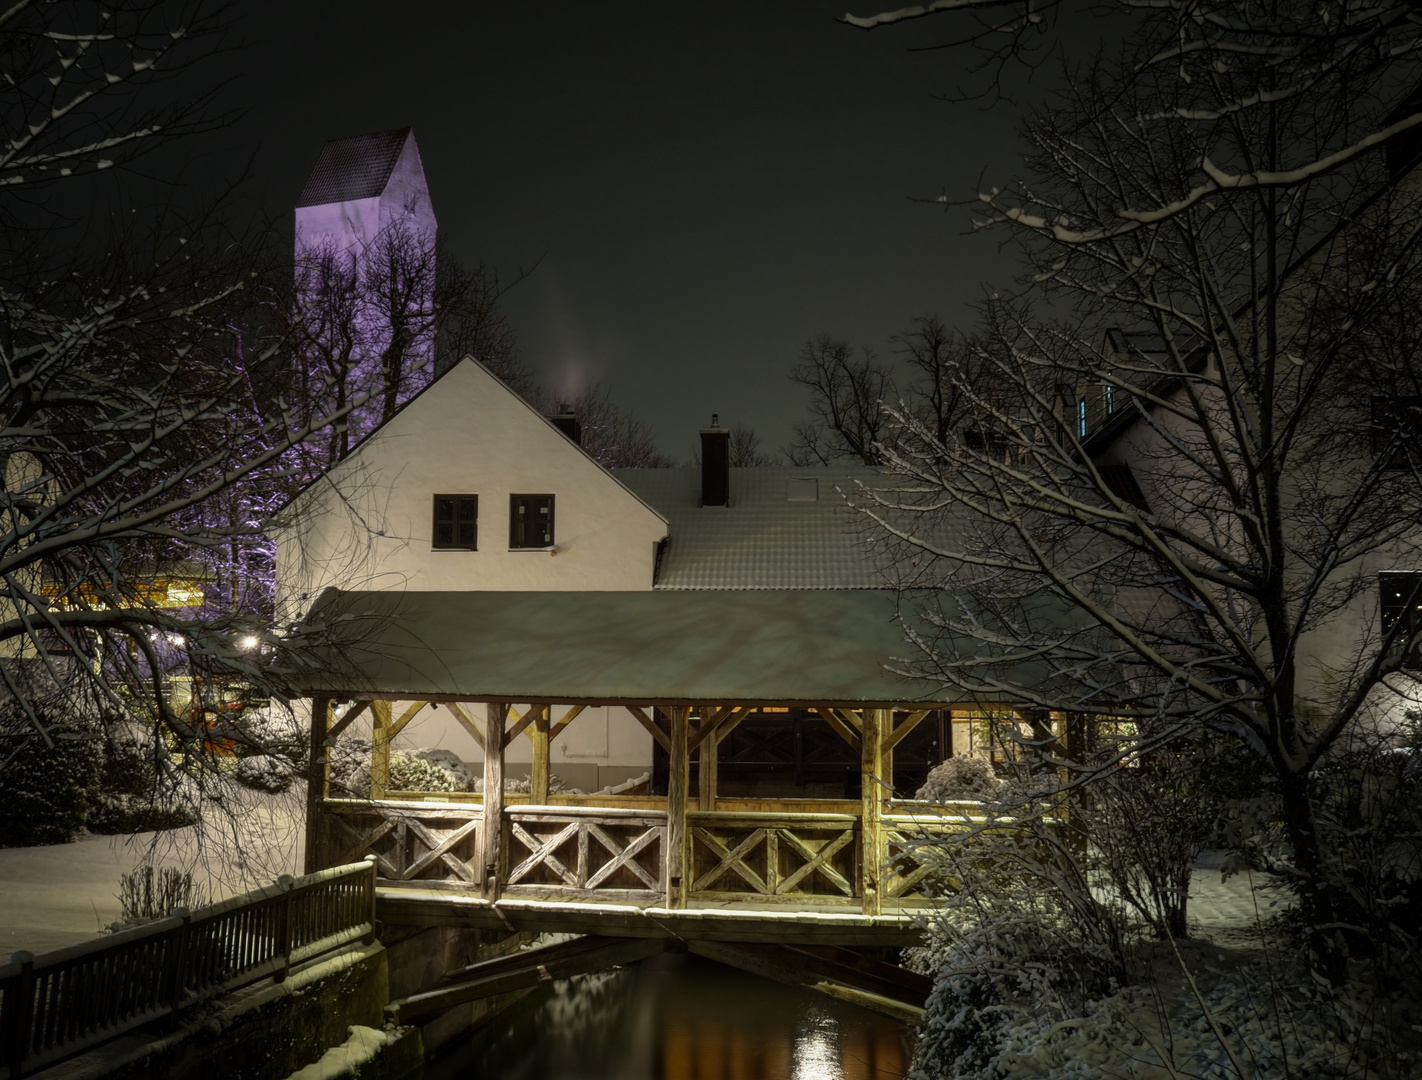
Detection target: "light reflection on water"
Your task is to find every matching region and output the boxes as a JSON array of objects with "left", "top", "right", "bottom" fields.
[{"left": 427, "top": 953, "right": 910, "bottom": 1080}]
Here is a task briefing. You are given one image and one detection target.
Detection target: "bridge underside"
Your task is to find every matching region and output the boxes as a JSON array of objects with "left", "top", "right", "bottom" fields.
[{"left": 376, "top": 887, "right": 925, "bottom": 947}]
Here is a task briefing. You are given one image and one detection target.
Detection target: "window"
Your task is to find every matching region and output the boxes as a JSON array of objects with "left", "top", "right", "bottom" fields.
[
  {"left": 432, "top": 495, "right": 478, "bottom": 549},
  {"left": 509, "top": 494, "right": 554, "bottom": 548},
  {"left": 1371, "top": 396, "right": 1421, "bottom": 469},
  {"left": 1103, "top": 379, "right": 1115, "bottom": 417},
  {"left": 1380, "top": 573, "right": 1422, "bottom": 664},
  {"left": 1078, "top": 397, "right": 1088, "bottom": 438}
]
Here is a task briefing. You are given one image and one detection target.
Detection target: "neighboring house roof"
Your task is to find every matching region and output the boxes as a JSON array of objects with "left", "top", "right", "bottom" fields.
[
  {"left": 613, "top": 466, "right": 896, "bottom": 589},
  {"left": 293, "top": 588, "right": 1016, "bottom": 705},
  {"left": 296, "top": 128, "right": 412, "bottom": 208}
]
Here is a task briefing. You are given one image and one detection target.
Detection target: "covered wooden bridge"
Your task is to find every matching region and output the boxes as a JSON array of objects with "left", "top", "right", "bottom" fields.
[{"left": 295, "top": 589, "right": 1054, "bottom": 947}]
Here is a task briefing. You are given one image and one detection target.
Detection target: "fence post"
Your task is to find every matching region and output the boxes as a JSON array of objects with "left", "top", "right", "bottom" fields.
[
  {"left": 363, "top": 856, "right": 378, "bottom": 944},
  {"left": 274, "top": 876, "right": 295, "bottom": 983},
  {"left": 166, "top": 908, "right": 192, "bottom": 1033},
  {"left": 4, "top": 951, "right": 35, "bottom": 1080}
]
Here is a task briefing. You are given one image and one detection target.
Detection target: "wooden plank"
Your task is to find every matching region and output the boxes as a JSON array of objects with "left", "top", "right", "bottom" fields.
[
  {"left": 481, "top": 704, "right": 507, "bottom": 900},
  {"left": 503, "top": 705, "right": 534, "bottom": 747},
  {"left": 507, "top": 820, "right": 579, "bottom": 887},
  {"left": 861, "top": 708, "right": 885, "bottom": 916},
  {"left": 403, "top": 817, "right": 479, "bottom": 883},
  {"left": 549, "top": 704, "right": 585, "bottom": 742},
  {"left": 665, "top": 706, "right": 689, "bottom": 907},
  {"left": 776, "top": 827, "right": 856, "bottom": 897},
  {"left": 585, "top": 823, "right": 661, "bottom": 891},
  {"left": 814, "top": 707, "right": 862, "bottom": 752},
  {"left": 304, "top": 698, "right": 331, "bottom": 874},
  {"left": 529, "top": 706, "right": 550, "bottom": 806},
  {"left": 369, "top": 700, "right": 392, "bottom": 801},
  {"left": 687, "top": 705, "right": 738, "bottom": 751},
  {"left": 389, "top": 701, "right": 427, "bottom": 740},
  {"left": 698, "top": 712, "right": 718, "bottom": 813},
  {"left": 689, "top": 827, "right": 770, "bottom": 894},
  {"left": 882, "top": 709, "right": 933, "bottom": 754},
  {"left": 626, "top": 705, "right": 671, "bottom": 752},
  {"left": 324, "top": 699, "right": 373, "bottom": 743},
  {"left": 325, "top": 813, "right": 401, "bottom": 880},
  {"left": 389, "top": 936, "right": 668, "bottom": 1024},
  {"left": 713, "top": 706, "right": 755, "bottom": 746},
  {"left": 447, "top": 703, "right": 486, "bottom": 752}
]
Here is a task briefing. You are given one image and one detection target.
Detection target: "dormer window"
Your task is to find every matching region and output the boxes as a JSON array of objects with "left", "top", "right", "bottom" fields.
[
  {"left": 510, "top": 494, "right": 554, "bottom": 548},
  {"left": 432, "top": 495, "right": 478, "bottom": 550}
]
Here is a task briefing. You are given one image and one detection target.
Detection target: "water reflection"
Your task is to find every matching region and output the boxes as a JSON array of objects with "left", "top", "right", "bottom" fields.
[{"left": 428, "top": 953, "right": 910, "bottom": 1080}]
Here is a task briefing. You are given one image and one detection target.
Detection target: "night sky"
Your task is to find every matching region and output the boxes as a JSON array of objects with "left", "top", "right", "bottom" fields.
[{"left": 227, "top": 3, "right": 1028, "bottom": 460}]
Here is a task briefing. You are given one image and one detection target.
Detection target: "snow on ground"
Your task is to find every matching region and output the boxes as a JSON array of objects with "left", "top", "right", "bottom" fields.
[{"left": 0, "top": 785, "right": 306, "bottom": 954}]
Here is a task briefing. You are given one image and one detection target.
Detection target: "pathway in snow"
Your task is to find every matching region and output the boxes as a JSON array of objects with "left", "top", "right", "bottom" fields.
[{"left": 0, "top": 788, "right": 305, "bottom": 954}]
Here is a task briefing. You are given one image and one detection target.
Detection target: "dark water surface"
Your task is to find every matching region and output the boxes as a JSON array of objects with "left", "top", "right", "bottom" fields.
[{"left": 426, "top": 953, "right": 912, "bottom": 1080}]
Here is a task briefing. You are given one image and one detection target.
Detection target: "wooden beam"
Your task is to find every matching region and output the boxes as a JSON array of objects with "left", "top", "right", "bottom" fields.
[
  {"left": 389, "top": 701, "right": 427, "bottom": 740},
  {"left": 447, "top": 702, "right": 486, "bottom": 752},
  {"left": 665, "top": 706, "right": 690, "bottom": 908},
  {"left": 530, "top": 706, "right": 550, "bottom": 805},
  {"left": 815, "top": 707, "right": 862, "bottom": 752},
  {"left": 549, "top": 704, "right": 585, "bottom": 742},
  {"left": 698, "top": 711, "right": 718, "bottom": 812},
  {"left": 481, "top": 703, "right": 507, "bottom": 901},
  {"left": 627, "top": 705, "right": 671, "bottom": 752},
  {"left": 387, "top": 936, "right": 668, "bottom": 1025},
  {"left": 882, "top": 709, "right": 933, "bottom": 754},
  {"left": 323, "top": 698, "right": 372, "bottom": 744},
  {"left": 714, "top": 706, "right": 755, "bottom": 745},
  {"left": 861, "top": 707, "right": 885, "bottom": 916},
  {"left": 304, "top": 697, "right": 330, "bottom": 874},
  {"left": 503, "top": 705, "right": 534, "bottom": 747},
  {"left": 370, "top": 700, "right": 392, "bottom": 800}
]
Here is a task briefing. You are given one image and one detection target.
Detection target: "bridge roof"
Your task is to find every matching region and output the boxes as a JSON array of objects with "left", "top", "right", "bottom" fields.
[{"left": 291, "top": 588, "right": 1020, "bottom": 706}]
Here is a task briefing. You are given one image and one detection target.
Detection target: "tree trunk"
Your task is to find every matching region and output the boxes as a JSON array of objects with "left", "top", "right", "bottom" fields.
[{"left": 1277, "top": 768, "right": 1347, "bottom": 985}]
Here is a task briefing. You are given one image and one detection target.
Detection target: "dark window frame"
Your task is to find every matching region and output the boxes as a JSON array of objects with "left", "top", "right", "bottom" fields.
[
  {"left": 509, "top": 493, "right": 555, "bottom": 549},
  {"left": 432, "top": 494, "right": 479, "bottom": 550}
]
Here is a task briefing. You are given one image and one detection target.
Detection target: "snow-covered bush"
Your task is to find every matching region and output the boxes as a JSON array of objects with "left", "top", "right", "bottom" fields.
[
  {"left": 232, "top": 753, "right": 296, "bottom": 793},
  {"left": 917, "top": 755, "right": 1000, "bottom": 801},
  {"left": 470, "top": 773, "right": 573, "bottom": 794},
  {"left": 0, "top": 724, "right": 102, "bottom": 846},
  {"left": 408, "top": 748, "right": 475, "bottom": 790},
  {"left": 328, "top": 737, "right": 371, "bottom": 798},
  {"left": 387, "top": 751, "right": 463, "bottom": 793},
  {"left": 233, "top": 709, "right": 304, "bottom": 764}
]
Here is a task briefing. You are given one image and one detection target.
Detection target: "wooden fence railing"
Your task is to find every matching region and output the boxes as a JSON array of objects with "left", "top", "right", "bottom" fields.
[{"left": 0, "top": 859, "right": 376, "bottom": 1080}]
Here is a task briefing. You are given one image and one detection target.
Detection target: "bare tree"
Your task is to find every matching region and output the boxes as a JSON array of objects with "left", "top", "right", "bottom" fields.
[
  {"left": 851, "top": 0, "right": 1422, "bottom": 986},
  {"left": 550, "top": 384, "right": 673, "bottom": 469},
  {"left": 729, "top": 422, "right": 777, "bottom": 467},
  {"left": 785, "top": 335, "right": 893, "bottom": 465}
]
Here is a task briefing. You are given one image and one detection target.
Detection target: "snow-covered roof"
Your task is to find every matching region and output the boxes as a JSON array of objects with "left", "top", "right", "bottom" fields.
[
  {"left": 296, "top": 128, "right": 412, "bottom": 208},
  {"left": 613, "top": 466, "right": 896, "bottom": 590}
]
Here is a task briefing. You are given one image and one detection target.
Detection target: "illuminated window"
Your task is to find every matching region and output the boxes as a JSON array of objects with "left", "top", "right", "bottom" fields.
[
  {"left": 510, "top": 494, "right": 554, "bottom": 549},
  {"left": 1380, "top": 571, "right": 1422, "bottom": 667},
  {"left": 432, "top": 494, "right": 478, "bottom": 550},
  {"left": 1078, "top": 397, "right": 1088, "bottom": 438}
]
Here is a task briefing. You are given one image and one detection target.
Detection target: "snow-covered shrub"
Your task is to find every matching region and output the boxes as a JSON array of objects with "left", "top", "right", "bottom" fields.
[
  {"left": 232, "top": 753, "right": 296, "bottom": 793},
  {"left": 0, "top": 724, "right": 102, "bottom": 846},
  {"left": 408, "top": 748, "right": 475, "bottom": 790},
  {"left": 86, "top": 721, "right": 199, "bottom": 834},
  {"left": 233, "top": 709, "right": 304, "bottom": 763},
  {"left": 917, "top": 755, "right": 1000, "bottom": 801},
  {"left": 387, "top": 751, "right": 463, "bottom": 793},
  {"left": 328, "top": 736, "right": 371, "bottom": 798},
  {"left": 470, "top": 773, "right": 572, "bottom": 794}
]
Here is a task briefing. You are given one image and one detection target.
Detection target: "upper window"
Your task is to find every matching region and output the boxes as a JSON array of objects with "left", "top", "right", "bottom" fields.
[
  {"left": 432, "top": 494, "right": 478, "bottom": 550},
  {"left": 1380, "top": 571, "right": 1422, "bottom": 667},
  {"left": 509, "top": 494, "right": 554, "bottom": 549},
  {"left": 1370, "top": 396, "right": 1421, "bottom": 469}
]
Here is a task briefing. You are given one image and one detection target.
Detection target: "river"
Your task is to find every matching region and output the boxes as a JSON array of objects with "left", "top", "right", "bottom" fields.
[{"left": 426, "top": 953, "right": 913, "bottom": 1079}]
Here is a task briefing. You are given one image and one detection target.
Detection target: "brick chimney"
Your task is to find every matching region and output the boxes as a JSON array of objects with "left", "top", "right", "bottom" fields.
[
  {"left": 548, "top": 405, "right": 581, "bottom": 446},
  {"left": 700, "top": 414, "right": 729, "bottom": 507}
]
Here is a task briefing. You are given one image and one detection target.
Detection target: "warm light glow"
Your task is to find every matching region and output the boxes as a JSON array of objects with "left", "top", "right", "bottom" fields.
[
  {"left": 791, "top": 1011, "right": 843, "bottom": 1080},
  {"left": 239, "top": 635, "right": 260, "bottom": 650}
]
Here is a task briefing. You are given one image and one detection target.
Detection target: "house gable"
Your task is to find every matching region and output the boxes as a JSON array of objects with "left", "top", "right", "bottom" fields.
[{"left": 275, "top": 359, "right": 669, "bottom": 619}]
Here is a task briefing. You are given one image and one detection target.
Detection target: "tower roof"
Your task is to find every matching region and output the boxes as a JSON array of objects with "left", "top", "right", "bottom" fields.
[{"left": 296, "top": 127, "right": 412, "bottom": 208}]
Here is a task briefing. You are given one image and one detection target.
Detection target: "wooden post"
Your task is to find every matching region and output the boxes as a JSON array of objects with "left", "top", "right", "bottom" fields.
[
  {"left": 530, "top": 705, "right": 551, "bottom": 805},
  {"left": 370, "top": 700, "right": 392, "bottom": 800},
  {"left": 304, "top": 697, "right": 331, "bottom": 874},
  {"left": 884, "top": 710, "right": 896, "bottom": 800},
  {"left": 697, "top": 709, "right": 718, "bottom": 812},
  {"left": 481, "top": 703, "right": 507, "bottom": 901},
  {"left": 665, "top": 706, "right": 690, "bottom": 908},
  {"left": 860, "top": 708, "right": 885, "bottom": 916}
]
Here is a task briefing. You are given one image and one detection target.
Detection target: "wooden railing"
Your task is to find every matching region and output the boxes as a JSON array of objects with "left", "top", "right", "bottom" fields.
[{"left": 0, "top": 860, "right": 376, "bottom": 1080}]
